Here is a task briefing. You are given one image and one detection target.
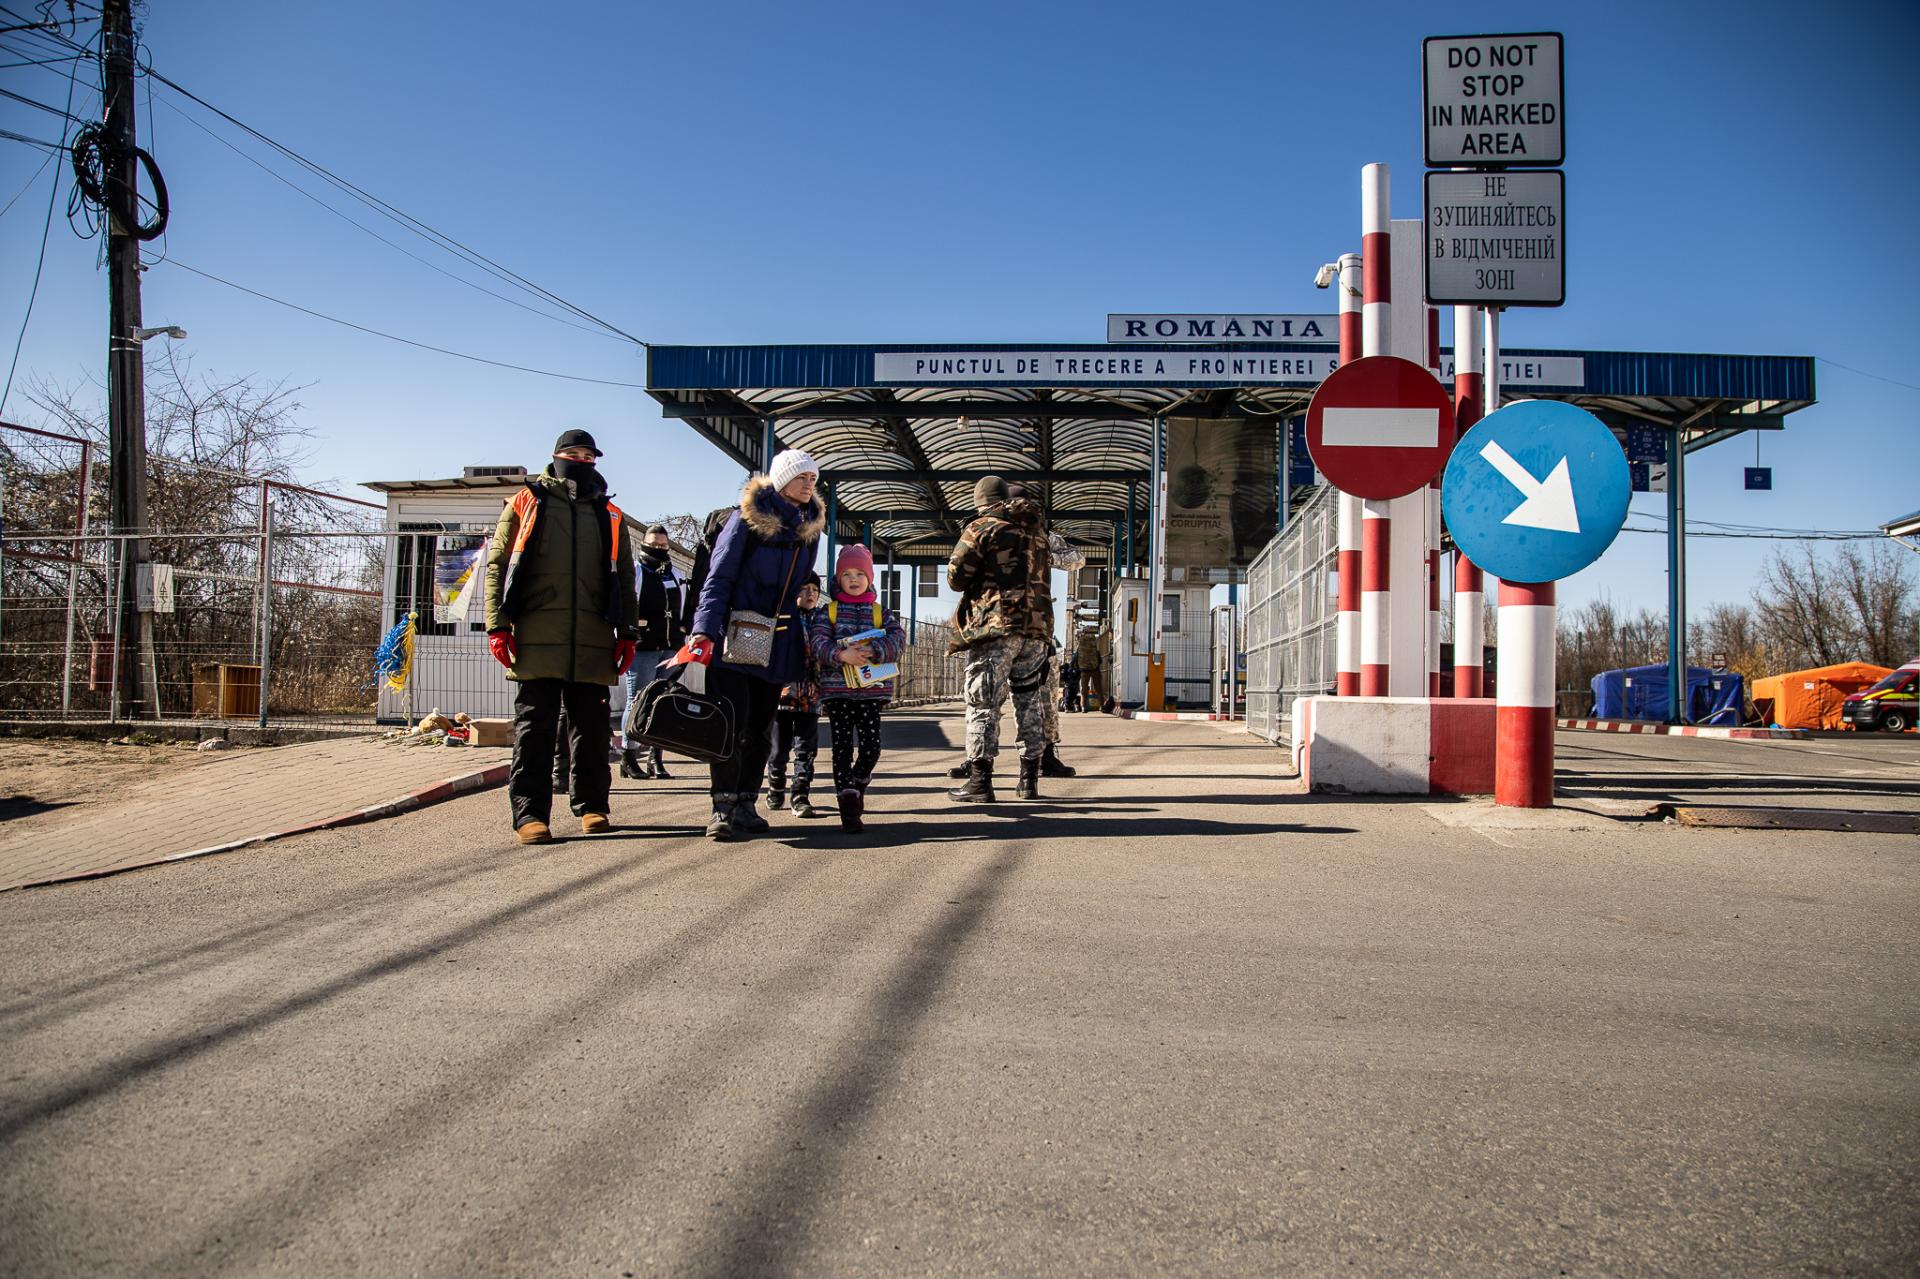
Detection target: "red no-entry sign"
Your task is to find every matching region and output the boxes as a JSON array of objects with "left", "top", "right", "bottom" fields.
[{"left": 1305, "top": 355, "right": 1458, "bottom": 500}]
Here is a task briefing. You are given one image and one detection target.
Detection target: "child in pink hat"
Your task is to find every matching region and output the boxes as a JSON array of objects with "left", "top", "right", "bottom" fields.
[{"left": 806, "top": 543, "right": 907, "bottom": 832}]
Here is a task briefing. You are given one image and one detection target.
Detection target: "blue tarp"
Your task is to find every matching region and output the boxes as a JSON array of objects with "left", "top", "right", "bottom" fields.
[{"left": 1590, "top": 664, "right": 1745, "bottom": 726}]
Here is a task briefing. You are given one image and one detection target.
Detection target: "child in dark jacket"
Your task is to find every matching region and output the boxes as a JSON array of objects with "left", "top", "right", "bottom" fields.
[
  {"left": 768, "top": 573, "right": 826, "bottom": 818},
  {"left": 808, "top": 544, "right": 907, "bottom": 832}
]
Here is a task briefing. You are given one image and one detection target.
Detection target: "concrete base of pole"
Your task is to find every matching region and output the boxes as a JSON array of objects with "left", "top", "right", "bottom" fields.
[{"left": 1294, "top": 696, "right": 1495, "bottom": 796}]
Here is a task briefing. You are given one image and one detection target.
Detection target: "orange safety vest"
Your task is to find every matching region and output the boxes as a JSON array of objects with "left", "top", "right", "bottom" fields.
[{"left": 500, "top": 483, "right": 626, "bottom": 620}]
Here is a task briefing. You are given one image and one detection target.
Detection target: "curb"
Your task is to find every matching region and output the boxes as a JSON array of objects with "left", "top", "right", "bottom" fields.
[
  {"left": 17, "top": 762, "right": 512, "bottom": 891},
  {"left": 1110, "top": 709, "right": 1244, "bottom": 723},
  {"left": 1557, "top": 718, "right": 1809, "bottom": 740}
]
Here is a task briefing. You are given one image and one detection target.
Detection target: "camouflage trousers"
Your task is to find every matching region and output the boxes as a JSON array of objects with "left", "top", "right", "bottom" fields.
[{"left": 963, "top": 635, "right": 1051, "bottom": 762}]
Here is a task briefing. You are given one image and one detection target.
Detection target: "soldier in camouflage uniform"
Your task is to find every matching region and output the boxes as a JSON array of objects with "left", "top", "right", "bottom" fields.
[{"left": 945, "top": 476, "right": 1052, "bottom": 802}]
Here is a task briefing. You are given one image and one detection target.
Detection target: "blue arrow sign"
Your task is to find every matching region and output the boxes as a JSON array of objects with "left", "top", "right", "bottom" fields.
[{"left": 1442, "top": 400, "right": 1630, "bottom": 584}]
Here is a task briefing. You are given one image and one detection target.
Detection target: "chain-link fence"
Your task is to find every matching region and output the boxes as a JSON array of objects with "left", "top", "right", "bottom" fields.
[
  {"left": 894, "top": 617, "right": 963, "bottom": 704},
  {"left": 1245, "top": 484, "right": 1338, "bottom": 745},
  {"left": 2, "top": 535, "right": 964, "bottom": 730}
]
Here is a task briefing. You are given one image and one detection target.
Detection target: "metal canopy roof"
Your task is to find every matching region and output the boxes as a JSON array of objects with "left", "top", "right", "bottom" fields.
[{"left": 647, "top": 342, "right": 1816, "bottom": 564}]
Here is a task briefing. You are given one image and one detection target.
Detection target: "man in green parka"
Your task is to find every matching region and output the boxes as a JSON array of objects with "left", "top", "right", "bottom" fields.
[{"left": 484, "top": 429, "right": 640, "bottom": 845}]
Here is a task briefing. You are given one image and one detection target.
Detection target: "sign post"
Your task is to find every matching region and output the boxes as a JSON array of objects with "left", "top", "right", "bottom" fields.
[{"left": 1441, "top": 400, "right": 1630, "bottom": 807}]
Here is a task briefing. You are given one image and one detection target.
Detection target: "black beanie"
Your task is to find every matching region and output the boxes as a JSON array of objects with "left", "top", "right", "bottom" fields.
[{"left": 973, "top": 475, "right": 1009, "bottom": 510}]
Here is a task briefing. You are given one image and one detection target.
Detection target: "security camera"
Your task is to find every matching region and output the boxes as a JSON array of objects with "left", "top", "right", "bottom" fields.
[{"left": 1312, "top": 263, "right": 1338, "bottom": 289}]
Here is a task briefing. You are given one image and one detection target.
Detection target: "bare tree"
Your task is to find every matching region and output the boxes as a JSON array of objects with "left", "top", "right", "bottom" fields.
[
  {"left": 1753, "top": 545, "right": 1863, "bottom": 670},
  {"left": 1828, "top": 542, "right": 1919, "bottom": 667},
  {"left": 6, "top": 356, "right": 380, "bottom": 717}
]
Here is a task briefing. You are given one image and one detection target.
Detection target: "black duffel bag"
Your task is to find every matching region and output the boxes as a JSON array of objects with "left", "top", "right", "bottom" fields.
[{"left": 623, "top": 663, "right": 735, "bottom": 764}]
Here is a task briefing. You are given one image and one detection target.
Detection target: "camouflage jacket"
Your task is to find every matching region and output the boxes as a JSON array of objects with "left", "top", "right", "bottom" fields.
[{"left": 946, "top": 498, "right": 1051, "bottom": 652}]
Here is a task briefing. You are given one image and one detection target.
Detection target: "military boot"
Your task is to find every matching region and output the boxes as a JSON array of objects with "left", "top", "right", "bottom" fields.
[
  {"left": 947, "top": 760, "right": 970, "bottom": 779},
  {"left": 948, "top": 758, "right": 995, "bottom": 803},
  {"left": 1040, "top": 745, "right": 1076, "bottom": 778},
  {"left": 1015, "top": 756, "right": 1041, "bottom": 800}
]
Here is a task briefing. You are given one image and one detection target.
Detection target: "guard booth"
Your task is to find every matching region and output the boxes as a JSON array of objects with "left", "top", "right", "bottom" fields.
[
  {"left": 362, "top": 467, "right": 684, "bottom": 725},
  {"left": 644, "top": 338, "right": 1813, "bottom": 719}
]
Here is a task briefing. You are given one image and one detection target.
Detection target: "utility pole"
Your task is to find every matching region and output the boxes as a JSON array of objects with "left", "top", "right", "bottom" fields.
[{"left": 103, "top": 0, "right": 150, "bottom": 718}]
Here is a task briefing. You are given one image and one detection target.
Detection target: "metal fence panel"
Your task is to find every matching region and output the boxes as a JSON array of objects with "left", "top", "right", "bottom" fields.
[{"left": 1243, "top": 485, "right": 1338, "bottom": 746}]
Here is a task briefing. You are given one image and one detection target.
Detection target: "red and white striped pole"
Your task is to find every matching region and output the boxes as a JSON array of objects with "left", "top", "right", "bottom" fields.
[
  {"left": 1359, "top": 164, "right": 1392, "bottom": 696},
  {"left": 1335, "top": 251, "right": 1362, "bottom": 696},
  {"left": 1487, "top": 315, "right": 1554, "bottom": 808},
  {"left": 1496, "top": 579, "right": 1555, "bottom": 806},
  {"left": 1425, "top": 304, "right": 1444, "bottom": 697},
  {"left": 1451, "top": 304, "right": 1486, "bottom": 697}
]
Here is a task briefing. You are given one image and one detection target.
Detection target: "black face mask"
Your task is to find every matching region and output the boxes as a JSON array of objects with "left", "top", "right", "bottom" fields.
[
  {"left": 639, "top": 543, "right": 670, "bottom": 568},
  {"left": 552, "top": 457, "right": 604, "bottom": 493}
]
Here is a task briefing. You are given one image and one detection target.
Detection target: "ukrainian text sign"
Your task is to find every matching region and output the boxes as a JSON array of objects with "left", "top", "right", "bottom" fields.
[{"left": 1424, "top": 170, "right": 1565, "bottom": 307}]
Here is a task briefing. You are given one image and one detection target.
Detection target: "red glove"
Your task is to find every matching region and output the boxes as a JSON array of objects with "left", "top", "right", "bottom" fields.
[
  {"left": 613, "top": 638, "right": 637, "bottom": 674},
  {"left": 487, "top": 629, "right": 518, "bottom": 669}
]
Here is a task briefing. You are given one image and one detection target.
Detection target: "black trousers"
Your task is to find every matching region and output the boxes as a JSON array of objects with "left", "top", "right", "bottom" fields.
[
  {"left": 769, "top": 709, "right": 820, "bottom": 795},
  {"left": 511, "top": 679, "right": 611, "bottom": 827},
  {"left": 825, "top": 699, "right": 885, "bottom": 793},
  {"left": 706, "top": 666, "right": 779, "bottom": 800}
]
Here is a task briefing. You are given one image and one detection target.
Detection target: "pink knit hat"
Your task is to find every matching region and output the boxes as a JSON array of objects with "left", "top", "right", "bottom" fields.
[{"left": 835, "top": 543, "right": 875, "bottom": 580}]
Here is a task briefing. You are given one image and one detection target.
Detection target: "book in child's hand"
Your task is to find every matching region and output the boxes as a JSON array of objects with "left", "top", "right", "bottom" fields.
[
  {"left": 844, "top": 661, "right": 898, "bottom": 689},
  {"left": 844, "top": 627, "right": 887, "bottom": 643}
]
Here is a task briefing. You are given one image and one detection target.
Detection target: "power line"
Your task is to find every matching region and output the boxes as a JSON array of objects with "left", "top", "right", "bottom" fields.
[
  {"left": 0, "top": 83, "right": 85, "bottom": 120},
  {"left": 1817, "top": 356, "right": 1920, "bottom": 395},
  {"left": 0, "top": 43, "right": 79, "bottom": 418},
  {"left": 0, "top": 150, "right": 53, "bottom": 216},
  {"left": 159, "top": 258, "right": 648, "bottom": 389},
  {"left": 1618, "top": 525, "right": 1883, "bottom": 542},
  {"left": 144, "top": 70, "right": 647, "bottom": 346},
  {"left": 0, "top": 125, "right": 62, "bottom": 150},
  {"left": 150, "top": 92, "right": 622, "bottom": 342}
]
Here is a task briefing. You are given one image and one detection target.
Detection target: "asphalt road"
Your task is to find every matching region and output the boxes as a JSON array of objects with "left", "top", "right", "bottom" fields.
[
  {"left": 1555, "top": 727, "right": 1920, "bottom": 812},
  {"left": 2, "top": 710, "right": 1915, "bottom": 1277}
]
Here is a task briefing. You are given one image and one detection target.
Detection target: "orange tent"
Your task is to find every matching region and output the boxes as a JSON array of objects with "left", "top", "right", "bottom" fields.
[{"left": 1751, "top": 662, "right": 1894, "bottom": 730}]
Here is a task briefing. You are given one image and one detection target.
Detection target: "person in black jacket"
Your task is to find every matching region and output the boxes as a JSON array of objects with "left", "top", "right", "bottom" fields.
[{"left": 619, "top": 524, "right": 687, "bottom": 779}]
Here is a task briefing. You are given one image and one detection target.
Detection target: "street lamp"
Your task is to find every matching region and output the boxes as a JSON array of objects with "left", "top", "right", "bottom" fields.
[{"left": 131, "top": 325, "right": 187, "bottom": 341}]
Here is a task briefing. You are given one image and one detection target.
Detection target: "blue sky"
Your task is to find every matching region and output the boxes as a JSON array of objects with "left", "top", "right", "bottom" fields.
[{"left": 3, "top": 0, "right": 1916, "bottom": 618}]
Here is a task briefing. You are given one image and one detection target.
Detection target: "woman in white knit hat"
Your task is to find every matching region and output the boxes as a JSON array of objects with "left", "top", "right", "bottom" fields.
[{"left": 685, "top": 448, "right": 826, "bottom": 840}]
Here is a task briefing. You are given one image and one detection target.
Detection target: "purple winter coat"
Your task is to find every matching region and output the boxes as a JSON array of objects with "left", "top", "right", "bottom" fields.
[{"left": 689, "top": 476, "right": 826, "bottom": 685}]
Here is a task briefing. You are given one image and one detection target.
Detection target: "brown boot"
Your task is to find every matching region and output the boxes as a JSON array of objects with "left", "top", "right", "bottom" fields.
[
  {"left": 515, "top": 820, "right": 553, "bottom": 845},
  {"left": 580, "top": 813, "right": 610, "bottom": 835}
]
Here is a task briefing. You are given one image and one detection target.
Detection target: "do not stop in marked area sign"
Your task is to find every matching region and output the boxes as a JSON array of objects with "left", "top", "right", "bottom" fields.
[
  {"left": 1305, "top": 356, "right": 1457, "bottom": 500},
  {"left": 1441, "top": 399, "right": 1629, "bottom": 584},
  {"left": 1423, "top": 32, "right": 1564, "bottom": 167}
]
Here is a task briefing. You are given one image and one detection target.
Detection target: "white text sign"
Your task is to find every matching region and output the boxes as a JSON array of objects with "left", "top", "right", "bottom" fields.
[
  {"left": 1423, "top": 32, "right": 1564, "bottom": 166},
  {"left": 1424, "top": 170, "right": 1565, "bottom": 307},
  {"left": 1107, "top": 314, "right": 1336, "bottom": 343}
]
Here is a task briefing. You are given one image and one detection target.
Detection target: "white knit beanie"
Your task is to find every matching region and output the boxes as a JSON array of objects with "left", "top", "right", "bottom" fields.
[{"left": 768, "top": 448, "right": 820, "bottom": 491}]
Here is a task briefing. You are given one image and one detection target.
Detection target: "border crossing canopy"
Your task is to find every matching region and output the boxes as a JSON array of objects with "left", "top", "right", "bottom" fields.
[{"left": 645, "top": 339, "right": 1813, "bottom": 577}]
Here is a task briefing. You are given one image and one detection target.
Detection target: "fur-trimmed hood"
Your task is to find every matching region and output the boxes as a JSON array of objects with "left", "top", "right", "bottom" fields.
[{"left": 740, "top": 474, "right": 827, "bottom": 543}]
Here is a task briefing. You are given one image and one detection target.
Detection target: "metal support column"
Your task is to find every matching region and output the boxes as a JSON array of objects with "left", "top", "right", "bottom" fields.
[
  {"left": 824, "top": 482, "right": 837, "bottom": 574},
  {"left": 760, "top": 418, "right": 777, "bottom": 472},
  {"left": 1124, "top": 485, "right": 1136, "bottom": 575},
  {"left": 1667, "top": 425, "right": 1689, "bottom": 724}
]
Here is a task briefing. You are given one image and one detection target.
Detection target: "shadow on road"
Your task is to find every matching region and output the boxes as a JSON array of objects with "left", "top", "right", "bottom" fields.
[
  {"left": 0, "top": 843, "right": 739, "bottom": 1146},
  {"left": 684, "top": 845, "right": 1027, "bottom": 1279}
]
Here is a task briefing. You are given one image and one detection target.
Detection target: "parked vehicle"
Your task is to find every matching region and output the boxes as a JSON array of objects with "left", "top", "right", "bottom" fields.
[{"left": 1840, "top": 660, "right": 1919, "bottom": 733}]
